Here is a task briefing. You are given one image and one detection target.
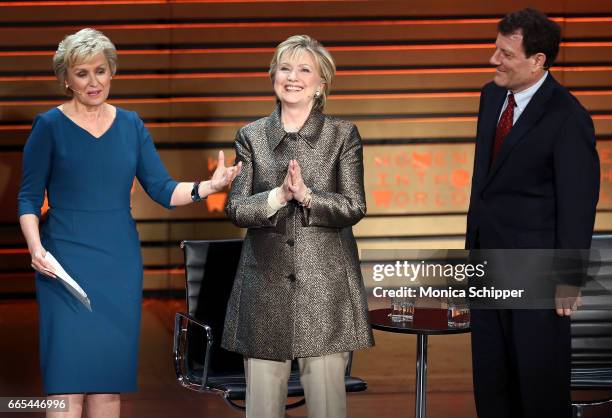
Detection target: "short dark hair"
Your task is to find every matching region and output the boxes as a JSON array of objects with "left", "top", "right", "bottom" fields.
[{"left": 498, "top": 8, "right": 561, "bottom": 69}]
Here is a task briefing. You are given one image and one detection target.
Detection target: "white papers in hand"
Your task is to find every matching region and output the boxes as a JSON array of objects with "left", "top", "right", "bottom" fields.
[{"left": 44, "top": 252, "right": 92, "bottom": 312}]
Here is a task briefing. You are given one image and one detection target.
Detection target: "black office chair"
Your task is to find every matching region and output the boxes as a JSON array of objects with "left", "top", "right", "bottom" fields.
[
  {"left": 173, "top": 239, "right": 367, "bottom": 411},
  {"left": 570, "top": 235, "right": 612, "bottom": 418}
]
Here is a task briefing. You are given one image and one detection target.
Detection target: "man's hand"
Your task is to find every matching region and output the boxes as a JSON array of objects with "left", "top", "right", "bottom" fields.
[{"left": 555, "top": 284, "right": 582, "bottom": 316}]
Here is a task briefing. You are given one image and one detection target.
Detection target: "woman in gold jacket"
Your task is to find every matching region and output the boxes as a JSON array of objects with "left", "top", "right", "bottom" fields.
[{"left": 222, "top": 35, "right": 374, "bottom": 418}]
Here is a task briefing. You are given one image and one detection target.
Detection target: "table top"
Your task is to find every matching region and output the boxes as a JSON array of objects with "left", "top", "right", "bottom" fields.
[{"left": 369, "top": 308, "right": 471, "bottom": 335}]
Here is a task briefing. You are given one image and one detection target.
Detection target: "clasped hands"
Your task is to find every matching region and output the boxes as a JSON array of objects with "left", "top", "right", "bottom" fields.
[{"left": 277, "top": 159, "right": 309, "bottom": 205}]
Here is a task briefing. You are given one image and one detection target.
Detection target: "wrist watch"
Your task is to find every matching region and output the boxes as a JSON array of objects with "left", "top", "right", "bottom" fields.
[{"left": 191, "top": 181, "right": 203, "bottom": 202}]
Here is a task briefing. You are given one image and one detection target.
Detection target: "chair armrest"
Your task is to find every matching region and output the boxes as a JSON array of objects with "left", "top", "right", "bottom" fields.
[{"left": 173, "top": 312, "right": 214, "bottom": 392}]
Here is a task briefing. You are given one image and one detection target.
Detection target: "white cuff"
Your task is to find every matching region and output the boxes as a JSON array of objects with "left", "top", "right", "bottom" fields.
[{"left": 266, "top": 187, "right": 287, "bottom": 217}]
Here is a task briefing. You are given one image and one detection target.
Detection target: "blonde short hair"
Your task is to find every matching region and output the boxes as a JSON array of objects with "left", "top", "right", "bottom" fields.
[
  {"left": 53, "top": 28, "right": 117, "bottom": 97},
  {"left": 269, "top": 35, "right": 336, "bottom": 111}
]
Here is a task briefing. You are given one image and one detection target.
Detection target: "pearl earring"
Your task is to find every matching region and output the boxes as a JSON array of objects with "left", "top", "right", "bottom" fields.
[{"left": 315, "top": 90, "right": 320, "bottom": 98}]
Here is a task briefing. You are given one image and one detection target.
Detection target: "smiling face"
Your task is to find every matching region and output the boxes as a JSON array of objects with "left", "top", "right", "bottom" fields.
[
  {"left": 490, "top": 31, "right": 546, "bottom": 93},
  {"left": 273, "top": 50, "right": 324, "bottom": 112},
  {"left": 65, "top": 53, "right": 112, "bottom": 107}
]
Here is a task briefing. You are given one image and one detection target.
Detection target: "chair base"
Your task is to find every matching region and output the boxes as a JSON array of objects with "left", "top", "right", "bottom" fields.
[
  {"left": 224, "top": 397, "right": 306, "bottom": 411},
  {"left": 572, "top": 397, "right": 612, "bottom": 418}
]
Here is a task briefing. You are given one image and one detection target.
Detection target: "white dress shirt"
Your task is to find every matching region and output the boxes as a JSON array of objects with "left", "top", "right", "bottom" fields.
[{"left": 498, "top": 71, "right": 548, "bottom": 125}]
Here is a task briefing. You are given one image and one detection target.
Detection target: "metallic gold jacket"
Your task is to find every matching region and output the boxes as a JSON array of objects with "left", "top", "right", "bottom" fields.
[{"left": 222, "top": 105, "right": 375, "bottom": 360}]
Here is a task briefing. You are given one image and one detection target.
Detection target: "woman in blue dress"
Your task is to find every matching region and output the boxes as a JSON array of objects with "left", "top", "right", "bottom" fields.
[{"left": 17, "top": 28, "right": 241, "bottom": 417}]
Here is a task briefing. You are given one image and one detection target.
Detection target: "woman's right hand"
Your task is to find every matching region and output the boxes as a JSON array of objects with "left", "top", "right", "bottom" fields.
[
  {"left": 30, "top": 246, "right": 56, "bottom": 278},
  {"left": 278, "top": 169, "right": 294, "bottom": 204}
]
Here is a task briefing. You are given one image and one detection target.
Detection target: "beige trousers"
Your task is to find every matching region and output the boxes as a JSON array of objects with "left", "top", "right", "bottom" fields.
[{"left": 244, "top": 352, "right": 350, "bottom": 418}]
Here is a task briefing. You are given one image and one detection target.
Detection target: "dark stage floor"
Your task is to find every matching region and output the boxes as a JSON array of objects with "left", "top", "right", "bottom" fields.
[{"left": 0, "top": 299, "right": 610, "bottom": 418}]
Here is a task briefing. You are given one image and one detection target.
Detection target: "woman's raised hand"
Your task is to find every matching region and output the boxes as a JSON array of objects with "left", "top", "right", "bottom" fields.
[
  {"left": 278, "top": 167, "right": 294, "bottom": 203},
  {"left": 209, "top": 150, "right": 243, "bottom": 192},
  {"left": 288, "top": 160, "right": 308, "bottom": 202}
]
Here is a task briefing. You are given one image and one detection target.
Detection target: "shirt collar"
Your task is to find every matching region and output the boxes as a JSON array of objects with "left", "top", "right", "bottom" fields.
[
  {"left": 510, "top": 71, "right": 549, "bottom": 113},
  {"left": 265, "top": 104, "right": 325, "bottom": 151}
]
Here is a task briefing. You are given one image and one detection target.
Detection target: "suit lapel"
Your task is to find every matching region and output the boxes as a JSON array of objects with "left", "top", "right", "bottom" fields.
[
  {"left": 484, "top": 74, "right": 557, "bottom": 186},
  {"left": 265, "top": 105, "right": 286, "bottom": 151},
  {"left": 473, "top": 86, "right": 506, "bottom": 190},
  {"left": 265, "top": 105, "right": 325, "bottom": 151}
]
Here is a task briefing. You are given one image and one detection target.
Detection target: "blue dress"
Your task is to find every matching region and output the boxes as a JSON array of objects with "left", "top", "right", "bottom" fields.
[{"left": 18, "top": 107, "right": 178, "bottom": 394}]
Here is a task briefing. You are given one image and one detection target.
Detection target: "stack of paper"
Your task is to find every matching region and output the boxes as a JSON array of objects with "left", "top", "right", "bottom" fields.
[{"left": 44, "top": 252, "right": 92, "bottom": 312}]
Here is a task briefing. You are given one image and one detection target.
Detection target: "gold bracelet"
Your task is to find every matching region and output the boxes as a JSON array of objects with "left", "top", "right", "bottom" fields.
[{"left": 299, "top": 188, "right": 312, "bottom": 207}]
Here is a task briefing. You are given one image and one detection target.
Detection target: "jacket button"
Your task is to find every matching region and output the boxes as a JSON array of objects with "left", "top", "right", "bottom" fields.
[
  {"left": 286, "top": 239, "right": 295, "bottom": 247},
  {"left": 287, "top": 274, "right": 296, "bottom": 282}
]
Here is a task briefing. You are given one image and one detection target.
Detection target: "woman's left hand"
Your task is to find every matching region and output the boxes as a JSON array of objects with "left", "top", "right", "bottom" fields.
[
  {"left": 209, "top": 150, "right": 242, "bottom": 192},
  {"left": 288, "top": 160, "right": 308, "bottom": 202}
]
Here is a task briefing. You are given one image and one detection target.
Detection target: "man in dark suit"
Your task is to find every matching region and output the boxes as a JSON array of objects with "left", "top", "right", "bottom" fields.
[{"left": 466, "top": 8, "right": 600, "bottom": 418}]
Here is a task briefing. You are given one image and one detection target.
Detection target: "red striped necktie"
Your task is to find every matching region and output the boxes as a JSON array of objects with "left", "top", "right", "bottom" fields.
[{"left": 490, "top": 92, "right": 516, "bottom": 167}]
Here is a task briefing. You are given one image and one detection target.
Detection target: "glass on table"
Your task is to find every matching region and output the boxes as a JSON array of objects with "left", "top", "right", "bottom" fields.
[
  {"left": 447, "top": 297, "right": 470, "bottom": 328},
  {"left": 389, "top": 296, "right": 415, "bottom": 323}
]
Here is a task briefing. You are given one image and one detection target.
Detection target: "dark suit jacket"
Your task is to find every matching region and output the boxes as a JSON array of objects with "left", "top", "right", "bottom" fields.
[{"left": 466, "top": 74, "right": 600, "bottom": 250}]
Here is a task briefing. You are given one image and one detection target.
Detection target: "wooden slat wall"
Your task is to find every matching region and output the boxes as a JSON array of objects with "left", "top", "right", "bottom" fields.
[{"left": 1, "top": 0, "right": 611, "bottom": 293}]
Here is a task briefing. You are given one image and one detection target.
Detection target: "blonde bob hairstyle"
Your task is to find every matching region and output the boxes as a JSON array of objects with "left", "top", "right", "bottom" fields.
[
  {"left": 53, "top": 28, "right": 117, "bottom": 97},
  {"left": 269, "top": 35, "right": 336, "bottom": 111}
]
